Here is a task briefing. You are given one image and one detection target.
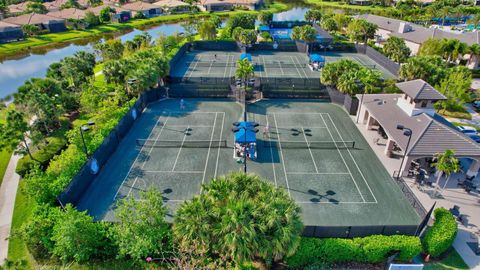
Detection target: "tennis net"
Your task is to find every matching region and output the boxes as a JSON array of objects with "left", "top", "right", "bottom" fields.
[
  {"left": 185, "top": 62, "right": 307, "bottom": 69},
  {"left": 137, "top": 139, "right": 229, "bottom": 148},
  {"left": 264, "top": 140, "right": 355, "bottom": 149}
]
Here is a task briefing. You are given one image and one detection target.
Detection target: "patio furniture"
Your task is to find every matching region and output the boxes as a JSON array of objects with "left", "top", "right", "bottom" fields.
[{"left": 449, "top": 205, "right": 460, "bottom": 218}]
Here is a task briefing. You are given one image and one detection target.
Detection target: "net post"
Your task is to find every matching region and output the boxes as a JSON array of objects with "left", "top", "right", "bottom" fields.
[{"left": 352, "top": 141, "right": 355, "bottom": 149}]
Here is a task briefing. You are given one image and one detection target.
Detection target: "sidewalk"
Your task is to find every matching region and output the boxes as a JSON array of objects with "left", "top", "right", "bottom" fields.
[
  {"left": 446, "top": 104, "right": 480, "bottom": 127},
  {"left": 353, "top": 117, "right": 480, "bottom": 270},
  {"left": 0, "top": 153, "right": 21, "bottom": 264}
]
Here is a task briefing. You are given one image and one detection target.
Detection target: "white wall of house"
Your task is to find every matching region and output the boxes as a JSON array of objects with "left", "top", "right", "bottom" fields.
[{"left": 404, "top": 40, "right": 420, "bottom": 55}]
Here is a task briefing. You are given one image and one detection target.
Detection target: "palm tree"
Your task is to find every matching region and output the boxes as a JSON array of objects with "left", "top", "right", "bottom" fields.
[
  {"left": 291, "top": 25, "right": 317, "bottom": 54},
  {"left": 236, "top": 59, "right": 254, "bottom": 93},
  {"left": 440, "top": 6, "right": 452, "bottom": 26},
  {"left": 468, "top": 14, "right": 480, "bottom": 30},
  {"left": 432, "top": 149, "right": 461, "bottom": 196},
  {"left": 467, "top": 44, "right": 480, "bottom": 69}
]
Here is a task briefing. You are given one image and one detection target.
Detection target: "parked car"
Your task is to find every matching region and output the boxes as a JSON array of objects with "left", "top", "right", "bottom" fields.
[
  {"left": 457, "top": 126, "right": 477, "bottom": 134},
  {"left": 473, "top": 101, "right": 480, "bottom": 109},
  {"left": 468, "top": 134, "right": 480, "bottom": 143}
]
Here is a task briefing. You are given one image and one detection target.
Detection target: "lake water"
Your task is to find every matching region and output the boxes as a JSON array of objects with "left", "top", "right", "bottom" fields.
[{"left": 0, "top": 7, "right": 309, "bottom": 99}]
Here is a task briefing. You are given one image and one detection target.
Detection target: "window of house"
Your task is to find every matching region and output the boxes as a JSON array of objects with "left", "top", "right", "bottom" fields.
[{"left": 421, "top": 101, "right": 428, "bottom": 108}]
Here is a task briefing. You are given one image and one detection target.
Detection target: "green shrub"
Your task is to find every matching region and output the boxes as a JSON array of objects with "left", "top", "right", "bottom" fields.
[
  {"left": 16, "top": 137, "right": 67, "bottom": 177},
  {"left": 286, "top": 235, "right": 422, "bottom": 268},
  {"left": 422, "top": 208, "right": 457, "bottom": 258}
]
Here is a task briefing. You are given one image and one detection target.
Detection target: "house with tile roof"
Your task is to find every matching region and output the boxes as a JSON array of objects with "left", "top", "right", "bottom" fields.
[
  {"left": 0, "top": 21, "right": 24, "bottom": 43},
  {"left": 87, "top": 4, "right": 132, "bottom": 22},
  {"left": 357, "top": 14, "right": 480, "bottom": 68},
  {"left": 153, "top": 0, "right": 191, "bottom": 13},
  {"left": 3, "top": 12, "right": 67, "bottom": 33},
  {"left": 357, "top": 79, "right": 480, "bottom": 178},
  {"left": 47, "top": 8, "right": 87, "bottom": 20},
  {"left": 196, "top": 0, "right": 262, "bottom": 11},
  {"left": 122, "top": 1, "right": 162, "bottom": 18}
]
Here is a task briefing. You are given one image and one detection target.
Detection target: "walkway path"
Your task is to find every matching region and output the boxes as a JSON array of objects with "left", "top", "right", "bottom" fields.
[{"left": 0, "top": 152, "right": 20, "bottom": 264}]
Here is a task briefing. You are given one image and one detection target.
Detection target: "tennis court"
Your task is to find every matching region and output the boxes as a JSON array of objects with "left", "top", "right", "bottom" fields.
[
  {"left": 170, "top": 50, "right": 396, "bottom": 82},
  {"left": 76, "top": 99, "right": 420, "bottom": 233}
]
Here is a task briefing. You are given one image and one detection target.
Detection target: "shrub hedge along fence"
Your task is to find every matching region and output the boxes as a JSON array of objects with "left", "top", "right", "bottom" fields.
[
  {"left": 286, "top": 235, "right": 422, "bottom": 268},
  {"left": 422, "top": 208, "right": 458, "bottom": 258}
]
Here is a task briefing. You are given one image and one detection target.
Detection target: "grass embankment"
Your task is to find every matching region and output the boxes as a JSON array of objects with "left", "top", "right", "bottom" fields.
[
  {"left": 451, "top": 121, "right": 480, "bottom": 131},
  {"left": 304, "top": 0, "right": 392, "bottom": 12},
  {"left": 438, "top": 109, "right": 472, "bottom": 120},
  {"left": 0, "top": 105, "right": 15, "bottom": 187},
  {"left": 0, "top": 2, "right": 288, "bottom": 58}
]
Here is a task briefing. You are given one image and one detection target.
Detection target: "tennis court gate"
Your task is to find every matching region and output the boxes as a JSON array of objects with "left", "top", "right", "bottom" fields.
[
  {"left": 260, "top": 77, "right": 329, "bottom": 99},
  {"left": 168, "top": 76, "right": 235, "bottom": 98}
]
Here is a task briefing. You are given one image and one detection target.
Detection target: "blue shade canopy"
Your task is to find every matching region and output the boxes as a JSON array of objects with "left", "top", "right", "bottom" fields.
[
  {"left": 234, "top": 122, "right": 257, "bottom": 143},
  {"left": 259, "top": 25, "right": 270, "bottom": 31},
  {"left": 310, "top": 54, "right": 325, "bottom": 62},
  {"left": 240, "top": 53, "right": 252, "bottom": 61}
]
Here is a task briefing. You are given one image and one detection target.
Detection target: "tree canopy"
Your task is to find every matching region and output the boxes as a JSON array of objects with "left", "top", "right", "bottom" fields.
[
  {"left": 173, "top": 172, "right": 303, "bottom": 268},
  {"left": 382, "top": 36, "right": 411, "bottom": 63},
  {"left": 346, "top": 19, "right": 377, "bottom": 44}
]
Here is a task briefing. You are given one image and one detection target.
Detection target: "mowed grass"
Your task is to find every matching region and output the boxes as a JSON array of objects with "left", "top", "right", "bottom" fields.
[
  {"left": 304, "top": 0, "right": 391, "bottom": 12},
  {"left": 0, "top": 2, "right": 288, "bottom": 58},
  {"left": 423, "top": 249, "right": 469, "bottom": 270},
  {"left": 0, "top": 105, "right": 14, "bottom": 187}
]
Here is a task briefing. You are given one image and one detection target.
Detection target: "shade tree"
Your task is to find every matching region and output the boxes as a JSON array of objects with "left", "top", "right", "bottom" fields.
[{"left": 382, "top": 36, "right": 411, "bottom": 63}]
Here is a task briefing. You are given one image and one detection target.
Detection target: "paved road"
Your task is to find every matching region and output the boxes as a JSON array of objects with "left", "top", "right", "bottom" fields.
[{"left": 0, "top": 153, "right": 20, "bottom": 264}]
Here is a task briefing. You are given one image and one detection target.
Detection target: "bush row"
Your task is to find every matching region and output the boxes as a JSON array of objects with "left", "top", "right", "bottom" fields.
[
  {"left": 16, "top": 137, "right": 67, "bottom": 177},
  {"left": 285, "top": 235, "right": 422, "bottom": 268},
  {"left": 422, "top": 208, "right": 458, "bottom": 258}
]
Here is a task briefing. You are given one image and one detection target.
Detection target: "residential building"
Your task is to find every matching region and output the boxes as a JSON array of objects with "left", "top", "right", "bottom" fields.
[
  {"left": 3, "top": 13, "right": 67, "bottom": 33},
  {"left": 122, "top": 1, "right": 163, "bottom": 18},
  {"left": 87, "top": 4, "right": 132, "bottom": 22},
  {"left": 197, "top": 0, "right": 262, "bottom": 11},
  {"left": 153, "top": 0, "right": 192, "bottom": 13},
  {"left": 47, "top": 8, "right": 87, "bottom": 20},
  {"left": 0, "top": 21, "right": 24, "bottom": 43},
  {"left": 7, "top": 2, "right": 30, "bottom": 16},
  {"left": 357, "top": 79, "right": 480, "bottom": 178},
  {"left": 358, "top": 14, "right": 480, "bottom": 59},
  {"left": 43, "top": 0, "right": 89, "bottom": 12}
]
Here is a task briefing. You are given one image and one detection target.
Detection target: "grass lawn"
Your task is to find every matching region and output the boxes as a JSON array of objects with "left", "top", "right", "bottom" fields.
[
  {"left": 423, "top": 249, "right": 469, "bottom": 270},
  {"left": 438, "top": 109, "right": 472, "bottom": 120},
  {"left": 7, "top": 181, "right": 36, "bottom": 269},
  {"left": 0, "top": 105, "right": 15, "bottom": 187},
  {"left": 451, "top": 121, "right": 480, "bottom": 131},
  {"left": 0, "top": 2, "right": 288, "bottom": 59}
]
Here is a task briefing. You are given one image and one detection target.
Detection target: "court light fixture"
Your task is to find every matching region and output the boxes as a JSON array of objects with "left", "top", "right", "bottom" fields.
[{"left": 80, "top": 121, "right": 96, "bottom": 157}]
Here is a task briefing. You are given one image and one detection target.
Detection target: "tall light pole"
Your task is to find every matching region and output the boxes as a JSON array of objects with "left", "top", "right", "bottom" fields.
[
  {"left": 80, "top": 121, "right": 95, "bottom": 157},
  {"left": 355, "top": 80, "right": 365, "bottom": 124},
  {"left": 396, "top": 124, "right": 412, "bottom": 179}
]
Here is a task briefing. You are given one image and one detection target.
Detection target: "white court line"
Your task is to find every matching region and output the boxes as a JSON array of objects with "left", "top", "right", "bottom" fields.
[
  {"left": 113, "top": 114, "right": 165, "bottom": 200},
  {"left": 141, "top": 116, "right": 170, "bottom": 169},
  {"left": 266, "top": 115, "right": 278, "bottom": 187},
  {"left": 164, "top": 111, "right": 217, "bottom": 114},
  {"left": 273, "top": 113, "right": 291, "bottom": 196},
  {"left": 214, "top": 112, "right": 225, "bottom": 179},
  {"left": 319, "top": 114, "right": 366, "bottom": 203},
  {"left": 262, "top": 56, "right": 269, "bottom": 78},
  {"left": 187, "top": 55, "right": 201, "bottom": 80},
  {"left": 171, "top": 125, "right": 189, "bottom": 171},
  {"left": 223, "top": 54, "right": 230, "bottom": 79},
  {"left": 273, "top": 125, "right": 327, "bottom": 129},
  {"left": 290, "top": 55, "right": 304, "bottom": 79},
  {"left": 228, "top": 55, "right": 234, "bottom": 78},
  {"left": 207, "top": 57, "right": 214, "bottom": 74},
  {"left": 302, "top": 127, "right": 319, "bottom": 174},
  {"left": 144, "top": 170, "right": 203, "bottom": 173},
  {"left": 164, "top": 125, "right": 214, "bottom": 128},
  {"left": 293, "top": 55, "right": 309, "bottom": 78},
  {"left": 287, "top": 172, "right": 350, "bottom": 175},
  {"left": 325, "top": 113, "right": 378, "bottom": 203},
  {"left": 201, "top": 112, "right": 217, "bottom": 186},
  {"left": 278, "top": 60, "right": 285, "bottom": 75}
]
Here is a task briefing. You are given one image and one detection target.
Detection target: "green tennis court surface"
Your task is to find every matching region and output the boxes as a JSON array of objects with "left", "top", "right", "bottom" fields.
[
  {"left": 77, "top": 99, "right": 419, "bottom": 229},
  {"left": 170, "top": 50, "right": 396, "bottom": 81}
]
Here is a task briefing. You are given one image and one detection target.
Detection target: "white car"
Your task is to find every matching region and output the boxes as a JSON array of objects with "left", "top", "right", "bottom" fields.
[{"left": 458, "top": 125, "right": 478, "bottom": 134}]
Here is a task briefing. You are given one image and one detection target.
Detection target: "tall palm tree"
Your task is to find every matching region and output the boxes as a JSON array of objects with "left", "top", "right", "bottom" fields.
[
  {"left": 291, "top": 25, "right": 317, "bottom": 54},
  {"left": 236, "top": 59, "right": 254, "bottom": 93},
  {"left": 468, "top": 44, "right": 480, "bottom": 68},
  {"left": 432, "top": 149, "right": 461, "bottom": 196},
  {"left": 440, "top": 6, "right": 452, "bottom": 26},
  {"left": 468, "top": 14, "right": 480, "bottom": 30}
]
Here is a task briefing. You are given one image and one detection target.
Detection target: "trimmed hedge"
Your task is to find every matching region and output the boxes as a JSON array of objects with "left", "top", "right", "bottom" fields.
[
  {"left": 286, "top": 235, "right": 422, "bottom": 268},
  {"left": 16, "top": 137, "right": 68, "bottom": 177},
  {"left": 422, "top": 208, "right": 457, "bottom": 258}
]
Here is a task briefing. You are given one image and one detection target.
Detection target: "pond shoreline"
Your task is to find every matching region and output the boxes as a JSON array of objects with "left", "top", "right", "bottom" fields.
[{"left": 0, "top": 3, "right": 288, "bottom": 60}]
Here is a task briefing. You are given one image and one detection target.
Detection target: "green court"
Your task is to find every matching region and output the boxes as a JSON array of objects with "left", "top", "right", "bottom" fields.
[
  {"left": 77, "top": 99, "right": 419, "bottom": 231},
  {"left": 170, "top": 50, "right": 396, "bottom": 81}
]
